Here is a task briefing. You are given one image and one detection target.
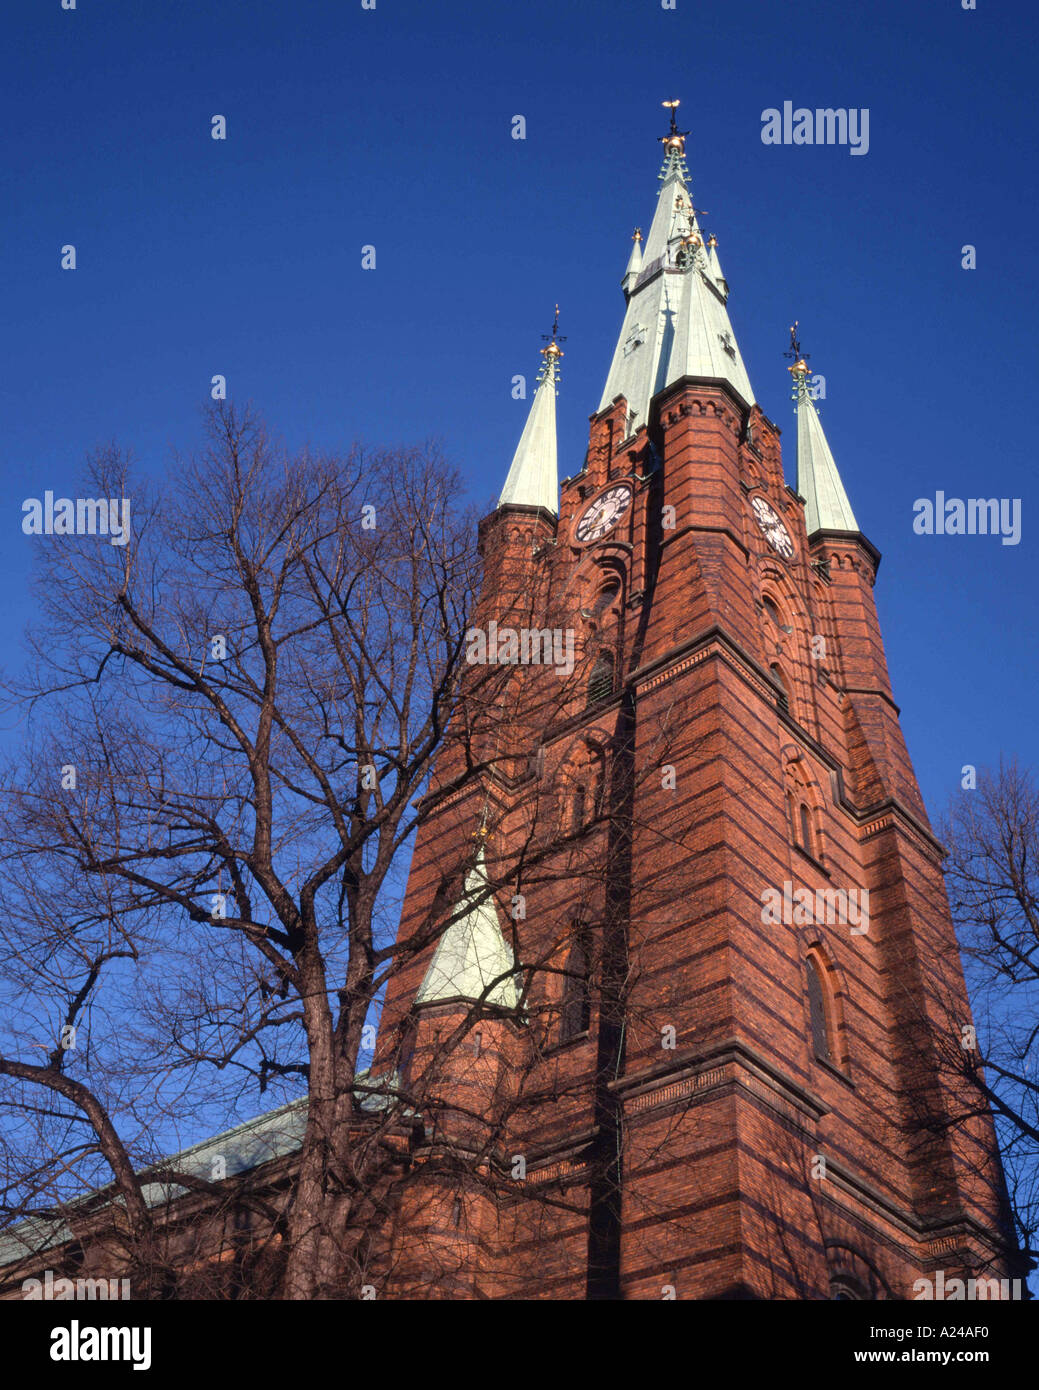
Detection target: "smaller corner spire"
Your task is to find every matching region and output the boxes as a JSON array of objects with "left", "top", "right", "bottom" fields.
[
  {"left": 497, "top": 309, "right": 562, "bottom": 515},
  {"left": 787, "top": 323, "right": 858, "bottom": 536},
  {"left": 622, "top": 227, "right": 644, "bottom": 296},
  {"left": 414, "top": 831, "right": 518, "bottom": 1009},
  {"left": 706, "top": 232, "right": 729, "bottom": 298}
]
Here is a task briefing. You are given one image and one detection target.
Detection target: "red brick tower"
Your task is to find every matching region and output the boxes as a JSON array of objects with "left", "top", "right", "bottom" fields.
[{"left": 372, "top": 107, "right": 1019, "bottom": 1300}]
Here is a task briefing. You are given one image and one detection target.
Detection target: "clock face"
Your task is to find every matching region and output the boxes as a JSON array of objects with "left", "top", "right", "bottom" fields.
[
  {"left": 751, "top": 496, "right": 795, "bottom": 559},
  {"left": 575, "top": 484, "right": 633, "bottom": 544}
]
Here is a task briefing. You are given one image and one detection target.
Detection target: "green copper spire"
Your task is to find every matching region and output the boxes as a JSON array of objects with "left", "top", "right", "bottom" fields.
[
  {"left": 622, "top": 227, "right": 644, "bottom": 297},
  {"left": 788, "top": 327, "right": 858, "bottom": 535},
  {"left": 599, "top": 102, "right": 755, "bottom": 426},
  {"left": 498, "top": 311, "right": 562, "bottom": 515},
  {"left": 415, "top": 843, "right": 518, "bottom": 1008}
]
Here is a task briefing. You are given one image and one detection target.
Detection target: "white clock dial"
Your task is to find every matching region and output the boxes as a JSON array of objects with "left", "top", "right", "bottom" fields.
[
  {"left": 751, "top": 496, "right": 795, "bottom": 559},
  {"left": 575, "top": 484, "right": 633, "bottom": 544}
]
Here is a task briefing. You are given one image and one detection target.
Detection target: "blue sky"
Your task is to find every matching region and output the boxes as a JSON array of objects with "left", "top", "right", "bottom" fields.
[{"left": 1, "top": 0, "right": 1036, "bottom": 811}]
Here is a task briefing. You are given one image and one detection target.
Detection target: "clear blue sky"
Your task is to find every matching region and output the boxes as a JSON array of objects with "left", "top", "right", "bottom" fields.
[{"left": 1, "top": 0, "right": 1037, "bottom": 817}]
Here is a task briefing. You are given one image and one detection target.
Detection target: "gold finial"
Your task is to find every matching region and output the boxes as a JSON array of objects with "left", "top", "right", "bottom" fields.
[
  {"left": 540, "top": 304, "right": 565, "bottom": 361},
  {"left": 660, "top": 99, "right": 689, "bottom": 154},
  {"left": 784, "top": 321, "right": 812, "bottom": 387},
  {"left": 632, "top": 227, "right": 643, "bottom": 243},
  {"left": 707, "top": 233, "right": 718, "bottom": 249}
]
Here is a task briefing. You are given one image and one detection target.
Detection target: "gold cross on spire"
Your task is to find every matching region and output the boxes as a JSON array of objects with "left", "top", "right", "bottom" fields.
[
  {"left": 540, "top": 304, "right": 565, "bottom": 361},
  {"left": 660, "top": 99, "right": 689, "bottom": 154},
  {"left": 784, "top": 320, "right": 811, "bottom": 385}
]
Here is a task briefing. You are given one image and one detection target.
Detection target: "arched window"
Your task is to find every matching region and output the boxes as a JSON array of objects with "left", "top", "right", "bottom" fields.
[
  {"left": 587, "top": 651, "right": 614, "bottom": 705},
  {"left": 826, "top": 1248, "right": 890, "bottom": 1300},
  {"left": 830, "top": 1279, "right": 862, "bottom": 1300},
  {"left": 561, "top": 924, "right": 592, "bottom": 1042},
  {"left": 592, "top": 579, "right": 620, "bottom": 618},
  {"left": 770, "top": 663, "right": 788, "bottom": 706},
  {"left": 559, "top": 743, "right": 605, "bottom": 836},
  {"left": 799, "top": 802, "right": 814, "bottom": 856},
  {"left": 763, "top": 595, "right": 793, "bottom": 634},
  {"left": 806, "top": 956, "right": 833, "bottom": 1063}
]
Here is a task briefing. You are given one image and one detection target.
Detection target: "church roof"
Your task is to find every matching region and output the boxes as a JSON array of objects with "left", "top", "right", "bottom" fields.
[
  {"left": 498, "top": 327, "right": 561, "bottom": 515},
  {"left": 0, "top": 1100, "right": 309, "bottom": 1270},
  {"left": 0, "top": 1077, "right": 414, "bottom": 1273},
  {"left": 598, "top": 135, "right": 755, "bottom": 427},
  {"left": 795, "top": 376, "right": 858, "bottom": 534},
  {"left": 415, "top": 845, "right": 518, "bottom": 1008}
]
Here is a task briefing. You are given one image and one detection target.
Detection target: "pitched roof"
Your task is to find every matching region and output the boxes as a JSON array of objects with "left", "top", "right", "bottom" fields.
[{"left": 0, "top": 1100, "right": 308, "bottom": 1269}]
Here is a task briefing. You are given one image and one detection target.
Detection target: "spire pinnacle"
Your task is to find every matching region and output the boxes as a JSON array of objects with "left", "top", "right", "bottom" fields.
[
  {"left": 498, "top": 311, "right": 561, "bottom": 515},
  {"left": 539, "top": 303, "right": 565, "bottom": 381},
  {"left": 659, "top": 100, "right": 691, "bottom": 182},
  {"left": 789, "top": 325, "right": 858, "bottom": 535},
  {"left": 622, "top": 228, "right": 644, "bottom": 295},
  {"left": 599, "top": 104, "right": 755, "bottom": 417},
  {"left": 784, "top": 320, "right": 811, "bottom": 382}
]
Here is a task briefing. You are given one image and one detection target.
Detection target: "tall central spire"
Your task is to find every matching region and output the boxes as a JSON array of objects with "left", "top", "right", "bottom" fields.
[{"left": 598, "top": 101, "right": 755, "bottom": 429}]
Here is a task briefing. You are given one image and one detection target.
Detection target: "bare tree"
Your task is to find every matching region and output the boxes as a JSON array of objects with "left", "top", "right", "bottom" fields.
[
  {"left": 1, "top": 402, "right": 757, "bottom": 1300},
  {"left": 0, "top": 404, "right": 494, "bottom": 1297},
  {"left": 942, "top": 758, "right": 1039, "bottom": 1260}
]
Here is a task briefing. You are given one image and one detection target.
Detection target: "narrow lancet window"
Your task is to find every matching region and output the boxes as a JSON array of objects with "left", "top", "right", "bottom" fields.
[
  {"left": 806, "top": 956, "right": 832, "bottom": 1063},
  {"left": 561, "top": 924, "right": 592, "bottom": 1042}
]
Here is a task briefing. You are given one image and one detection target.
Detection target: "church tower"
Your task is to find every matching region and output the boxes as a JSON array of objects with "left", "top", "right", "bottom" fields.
[{"left": 371, "top": 105, "right": 1019, "bottom": 1300}]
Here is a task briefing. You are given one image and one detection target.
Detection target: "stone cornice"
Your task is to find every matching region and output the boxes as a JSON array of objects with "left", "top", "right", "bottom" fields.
[
  {"left": 650, "top": 373, "right": 753, "bottom": 426},
  {"left": 610, "top": 1036, "right": 829, "bottom": 1125},
  {"left": 609, "top": 1039, "right": 1016, "bottom": 1261},
  {"left": 808, "top": 527, "right": 882, "bottom": 575},
  {"left": 414, "top": 625, "right": 947, "bottom": 859}
]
